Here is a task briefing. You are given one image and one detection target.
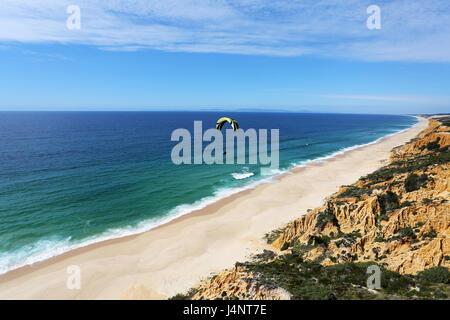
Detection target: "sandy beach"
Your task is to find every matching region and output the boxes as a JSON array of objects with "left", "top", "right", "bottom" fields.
[{"left": 0, "top": 117, "right": 428, "bottom": 300}]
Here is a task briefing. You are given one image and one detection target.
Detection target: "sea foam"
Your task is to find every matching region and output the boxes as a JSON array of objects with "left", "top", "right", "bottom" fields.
[{"left": 0, "top": 115, "right": 419, "bottom": 275}]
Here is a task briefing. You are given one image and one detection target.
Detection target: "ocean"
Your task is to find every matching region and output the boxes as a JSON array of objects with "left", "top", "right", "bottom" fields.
[{"left": 0, "top": 112, "right": 417, "bottom": 274}]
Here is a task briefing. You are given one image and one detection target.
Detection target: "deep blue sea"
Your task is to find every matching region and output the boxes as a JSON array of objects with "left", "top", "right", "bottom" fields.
[{"left": 0, "top": 112, "right": 417, "bottom": 274}]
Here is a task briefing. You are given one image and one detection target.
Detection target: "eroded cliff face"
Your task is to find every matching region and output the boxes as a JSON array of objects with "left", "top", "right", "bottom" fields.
[
  {"left": 191, "top": 264, "right": 292, "bottom": 300},
  {"left": 269, "top": 120, "right": 449, "bottom": 275},
  {"left": 178, "top": 119, "right": 449, "bottom": 300}
]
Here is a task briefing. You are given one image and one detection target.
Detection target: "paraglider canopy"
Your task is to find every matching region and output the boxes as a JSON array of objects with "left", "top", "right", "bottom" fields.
[{"left": 216, "top": 117, "right": 239, "bottom": 132}]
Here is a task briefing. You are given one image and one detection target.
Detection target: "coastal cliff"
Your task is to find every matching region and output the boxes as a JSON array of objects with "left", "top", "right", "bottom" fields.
[{"left": 172, "top": 117, "right": 450, "bottom": 300}]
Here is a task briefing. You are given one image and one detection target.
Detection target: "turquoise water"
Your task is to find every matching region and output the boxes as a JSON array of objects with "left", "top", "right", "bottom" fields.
[{"left": 0, "top": 112, "right": 417, "bottom": 273}]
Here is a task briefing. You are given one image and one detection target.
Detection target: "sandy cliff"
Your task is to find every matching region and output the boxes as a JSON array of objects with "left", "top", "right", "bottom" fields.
[{"left": 181, "top": 118, "right": 449, "bottom": 300}]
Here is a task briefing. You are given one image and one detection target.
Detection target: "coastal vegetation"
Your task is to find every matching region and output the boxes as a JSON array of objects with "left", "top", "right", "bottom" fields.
[{"left": 172, "top": 117, "right": 450, "bottom": 300}]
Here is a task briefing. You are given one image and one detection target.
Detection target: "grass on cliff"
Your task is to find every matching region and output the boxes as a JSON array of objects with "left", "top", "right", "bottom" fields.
[
  {"left": 170, "top": 252, "right": 450, "bottom": 300},
  {"left": 437, "top": 116, "right": 450, "bottom": 127},
  {"left": 405, "top": 173, "right": 428, "bottom": 192},
  {"left": 377, "top": 191, "right": 400, "bottom": 215},
  {"left": 169, "top": 288, "right": 199, "bottom": 300},
  {"left": 420, "top": 138, "right": 441, "bottom": 151},
  {"left": 240, "top": 256, "right": 449, "bottom": 300},
  {"left": 361, "top": 148, "right": 450, "bottom": 183},
  {"left": 315, "top": 203, "right": 338, "bottom": 229},
  {"left": 264, "top": 226, "right": 288, "bottom": 244}
]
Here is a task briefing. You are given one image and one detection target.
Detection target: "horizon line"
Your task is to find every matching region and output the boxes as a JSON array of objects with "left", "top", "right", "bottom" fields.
[{"left": 0, "top": 109, "right": 436, "bottom": 116}]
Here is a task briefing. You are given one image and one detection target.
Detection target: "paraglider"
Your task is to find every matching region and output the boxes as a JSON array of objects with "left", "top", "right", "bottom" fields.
[
  {"left": 216, "top": 117, "right": 239, "bottom": 132},
  {"left": 216, "top": 117, "right": 239, "bottom": 155}
]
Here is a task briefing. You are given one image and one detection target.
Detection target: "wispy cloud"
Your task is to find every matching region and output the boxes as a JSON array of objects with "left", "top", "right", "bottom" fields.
[
  {"left": 0, "top": 0, "right": 449, "bottom": 61},
  {"left": 21, "top": 49, "right": 71, "bottom": 61}
]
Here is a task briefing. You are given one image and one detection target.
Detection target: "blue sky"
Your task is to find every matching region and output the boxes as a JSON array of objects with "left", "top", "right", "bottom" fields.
[{"left": 0, "top": 0, "right": 449, "bottom": 114}]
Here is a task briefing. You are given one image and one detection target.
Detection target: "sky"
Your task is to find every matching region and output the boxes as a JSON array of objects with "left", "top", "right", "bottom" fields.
[{"left": 0, "top": 0, "right": 449, "bottom": 114}]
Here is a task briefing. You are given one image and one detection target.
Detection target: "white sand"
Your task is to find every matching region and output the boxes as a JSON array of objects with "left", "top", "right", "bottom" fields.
[{"left": 0, "top": 117, "right": 428, "bottom": 299}]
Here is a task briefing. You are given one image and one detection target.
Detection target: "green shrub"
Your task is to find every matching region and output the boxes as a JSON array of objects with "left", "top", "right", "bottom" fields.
[
  {"left": 315, "top": 204, "right": 338, "bottom": 229},
  {"left": 239, "top": 256, "right": 448, "bottom": 300},
  {"left": 424, "top": 138, "right": 441, "bottom": 151},
  {"left": 423, "top": 227, "right": 437, "bottom": 239},
  {"left": 438, "top": 116, "right": 450, "bottom": 126},
  {"left": 389, "top": 180, "right": 403, "bottom": 187},
  {"left": 404, "top": 173, "right": 428, "bottom": 192},
  {"left": 378, "top": 191, "right": 399, "bottom": 214},
  {"left": 401, "top": 201, "right": 413, "bottom": 207},
  {"left": 347, "top": 230, "right": 362, "bottom": 239},
  {"left": 168, "top": 288, "right": 199, "bottom": 300},
  {"left": 339, "top": 186, "right": 365, "bottom": 198},
  {"left": 254, "top": 249, "right": 277, "bottom": 262},
  {"left": 281, "top": 241, "right": 290, "bottom": 251},
  {"left": 265, "top": 226, "right": 287, "bottom": 244},
  {"left": 398, "top": 227, "right": 416, "bottom": 239},
  {"left": 417, "top": 267, "right": 450, "bottom": 284},
  {"left": 362, "top": 149, "right": 450, "bottom": 183},
  {"left": 315, "top": 235, "right": 331, "bottom": 246}
]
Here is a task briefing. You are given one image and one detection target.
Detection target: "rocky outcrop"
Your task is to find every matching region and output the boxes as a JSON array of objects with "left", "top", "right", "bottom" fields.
[
  {"left": 270, "top": 120, "right": 449, "bottom": 275},
  {"left": 191, "top": 264, "right": 291, "bottom": 300},
  {"left": 391, "top": 120, "right": 450, "bottom": 159}
]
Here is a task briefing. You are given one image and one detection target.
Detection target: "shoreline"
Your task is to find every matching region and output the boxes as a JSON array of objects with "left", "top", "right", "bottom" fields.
[
  {"left": 0, "top": 116, "right": 428, "bottom": 299},
  {"left": 0, "top": 117, "right": 419, "bottom": 276}
]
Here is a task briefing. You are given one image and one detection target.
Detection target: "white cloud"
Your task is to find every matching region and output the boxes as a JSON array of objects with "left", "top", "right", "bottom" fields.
[{"left": 0, "top": 0, "right": 449, "bottom": 61}]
